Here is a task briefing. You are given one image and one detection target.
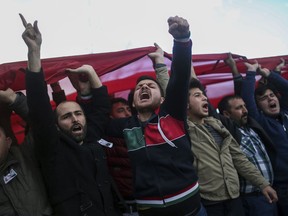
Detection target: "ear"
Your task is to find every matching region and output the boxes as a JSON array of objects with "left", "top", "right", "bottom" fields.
[
  {"left": 160, "top": 97, "right": 165, "bottom": 104},
  {"left": 222, "top": 110, "right": 230, "bottom": 118}
]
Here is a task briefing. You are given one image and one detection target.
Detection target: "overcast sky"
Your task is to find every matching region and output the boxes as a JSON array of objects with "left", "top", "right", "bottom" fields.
[{"left": 1, "top": 0, "right": 287, "bottom": 63}]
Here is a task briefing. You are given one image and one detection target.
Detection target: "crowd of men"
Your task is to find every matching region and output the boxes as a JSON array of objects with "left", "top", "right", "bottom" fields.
[{"left": 0, "top": 13, "right": 287, "bottom": 216}]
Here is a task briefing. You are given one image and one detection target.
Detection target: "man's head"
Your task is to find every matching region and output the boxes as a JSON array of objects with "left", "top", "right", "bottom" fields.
[
  {"left": 110, "top": 97, "right": 132, "bottom": 119},
  {"left": 218, "top": 95, "right": 248, "bottom": 127},
  {"left": 187, "top": 78, "right": 209, "bottom": 123},
  {"left": 133, "top": 76, "right": 164, "bottom": 113},
  {"left": 0, "top": 126, "right": 12, "bottom": 165},
  {"left": 55, "top": 101, "right": 87, "bottom": 144},
  {"left": 255, "top": 84, "right": 280, "bottom": 117}
]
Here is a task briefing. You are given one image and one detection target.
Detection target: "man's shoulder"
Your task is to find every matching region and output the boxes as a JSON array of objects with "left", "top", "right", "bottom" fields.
[{"left": 204, "top": 116, "right": 222, "bottom": 125}]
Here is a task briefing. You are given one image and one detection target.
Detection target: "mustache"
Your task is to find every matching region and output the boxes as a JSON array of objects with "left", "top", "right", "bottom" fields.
[
  {"left": 241, "top": 113, "right": 248, "bottom": 119},
  {"left": 71, "top": 123, "right": 83, "bottom": 130}
]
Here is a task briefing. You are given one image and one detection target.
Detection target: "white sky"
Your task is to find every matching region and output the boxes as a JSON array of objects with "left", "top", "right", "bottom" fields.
[{"left": 1, "top": 0, "right": 288, "bottom": 63}]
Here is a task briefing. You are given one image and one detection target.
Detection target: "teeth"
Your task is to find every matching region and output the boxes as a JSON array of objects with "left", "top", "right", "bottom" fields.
[{"left": 72, "top": 125, "right": 82, "bottom": 131}]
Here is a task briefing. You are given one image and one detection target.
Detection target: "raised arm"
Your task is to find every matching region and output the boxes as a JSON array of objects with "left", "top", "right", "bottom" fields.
[
  {"left": 66, "top": 65, "right": 111, "bottom": 140},
  {"left": 148, "top": 43, "right": 169, "bottom": 95},
  {"left": 258, "top": 63, "right": 288, "bottom": 109},
  {"left": 21, "top": 14, "right": 59, "bottom": 159},
  {"left": 241, "top": 61, "right": 262, "bottom": 119},
  {"left": 274, "top": 58, "right": 285, "bottom": 74},
  {"left": 224, "top": 52, "right": 242, "bottom": 95},
  {"left": 20, "top": 13, "right": 42, "bottom": 73},
  {"left": 164, "top": 16, "right": 192, "bottom": 120}
]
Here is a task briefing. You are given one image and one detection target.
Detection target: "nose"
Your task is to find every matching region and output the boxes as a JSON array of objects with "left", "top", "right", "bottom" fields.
[
  {"left": 242, "top": 106, "right": 248, "bottom": 113},
  {"left": 71, "top": 114, "right": 78, "bottom": 122},
  {"left": 124, "top": 109, "right": 131, "bottom": 117},
  {"left": 141, "top": 83, "right": 149, "bottom": 89},
  {"left": 202, "top": 94, "right": 207, "bottom": 101}
]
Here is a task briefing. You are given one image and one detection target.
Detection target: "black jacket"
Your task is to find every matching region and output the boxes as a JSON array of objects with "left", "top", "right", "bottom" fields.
[{"left": 26, "top": 70, "right": 120, "bottom": 216}]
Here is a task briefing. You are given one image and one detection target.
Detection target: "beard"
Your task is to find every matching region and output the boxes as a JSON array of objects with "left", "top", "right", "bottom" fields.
[
  {"left": 135, "top": 100, "right": 161, "bottom": 114},
  {"left": 60, "top": 123, "right": 87, "bottom": 144}
]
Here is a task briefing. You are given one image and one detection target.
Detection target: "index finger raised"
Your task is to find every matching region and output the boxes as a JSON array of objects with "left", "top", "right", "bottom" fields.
[{"left": 19, "top": 13, "right": 28, "bottom": 28}]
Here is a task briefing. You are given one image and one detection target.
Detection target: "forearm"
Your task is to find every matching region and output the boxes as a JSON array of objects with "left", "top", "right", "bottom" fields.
[
  {"left": 241, "top": 72, "right": 260, "bottom": 119},
  {"left": 86, "top": 68, "right": 102, "bottom": 89},
  {"left": 80, "top": 86, "right": 111, "bottom": 140},
  {"left": 230, "top": 64, "right": 240, "bottom": 77},
  {"left": 233, "top": 74, "right": 243, "bottom": 95},
  {"left": 26, "top": 69, "right": 54, "bottom": 127},
  {"left": 267, "top": 71, "right": 288, "bottom": 94},
  {"left": 9, "top": 92, "right": 29, "bottom": 122},
  {"left": 155, "top": 64, "right": 169, "bottom": 96},
  {"left": 27, "top": 49, "right": 41, "bottom": 72},
  {"left": 165, "top": 40, "right": 192, "bottom": 119},
  {"left": 26, "top": 69, "right": 58, "bottom": 158}
]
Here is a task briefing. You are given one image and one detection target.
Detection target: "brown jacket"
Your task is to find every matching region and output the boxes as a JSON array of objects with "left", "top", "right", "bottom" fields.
[{"left": 187, "top": 117, "right": 269, "bottom": 201}]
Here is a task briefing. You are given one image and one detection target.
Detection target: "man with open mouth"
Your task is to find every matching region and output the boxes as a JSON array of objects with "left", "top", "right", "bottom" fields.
[
  {"left": 106, "top": 16, "right": 206, "bottom": 216},
  {"left": 21, "top": 14, "right": 122, "bottom": 216},
  {"left": 218, "top": 94, "right": 277, "bottom": 216},
  {"left": 186, "top": 78, "right": 277, "bottom": 216},
  {"left": 242, "top": 61, "right": 288, "bottom": 216}
]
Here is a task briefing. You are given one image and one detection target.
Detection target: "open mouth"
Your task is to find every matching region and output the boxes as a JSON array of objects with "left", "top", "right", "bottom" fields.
[
  {"left": 71, "top": 124, "right": 83, "bottom": 134},
  {"left": 140, "top": 92, "right": 150, "bottom": 100},
  {"left": 269, "top": 103, "right": 277, "bottom": 109},
  {"left": 242, "top": 114, "right": 248, "bottom": 119},
  {"left": 202, "top": 103, "right": 209, "bottom": 111}
]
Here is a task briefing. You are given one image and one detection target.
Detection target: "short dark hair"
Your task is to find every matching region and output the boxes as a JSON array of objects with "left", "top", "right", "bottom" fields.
[
  {"left": 136, "top": 75, "right": 165, "bottom": 97},
  {"left": 188, "top": 78, "right": 206, "bottom": 93},
  {"left": 54, "top": 100, "right": 85, "bottom": 124},
  {"left": 111, "top": 97, "right": 129, "bottom": 106},
  {"left": 218, "top": 95, "right": 242, "bottom": 114},
  {"left": 255, "top": 83, "right": 278, "bottom": 98}
]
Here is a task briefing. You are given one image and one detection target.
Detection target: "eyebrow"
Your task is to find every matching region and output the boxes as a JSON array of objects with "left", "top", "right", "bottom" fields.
[
  {"left": 61, "top": 110, "right": 83, "bottom": 117},
  {"left": 193, "top": 91, "right": 203, "bottom": 95},
  {"left": 138, "top": 82, "right": 157, "bottom": 86}
]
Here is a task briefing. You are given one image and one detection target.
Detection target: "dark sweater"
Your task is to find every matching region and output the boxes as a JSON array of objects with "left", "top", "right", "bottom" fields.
[
  {"left": 26, "top": 70, "right": 120, "bottom": 216},
  {"left": 241, "top": 71, "right": 288, "bottom": 185},
  {"left": 107, "top": 40, "right": 200, "bottom": 211}
]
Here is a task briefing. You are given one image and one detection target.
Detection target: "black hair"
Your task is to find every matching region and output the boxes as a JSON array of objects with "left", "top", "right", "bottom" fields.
[
  {"left": 217, "top": 95, "right": 242, "bottom": 115},
  {"left": 54, "top": 100, "right": 85, "bottom": 124},
  {"left": 188, "top": 78, "right": 206, "bottom": 93},
  {"left": 111, "top": 97, "right": 129, "bottom": 106},
  {"left": 136, "top": 75, "right": 165, "bottom": 97},
  {"left": 255, "top": 83, "right": 278, "bottom": 98}
]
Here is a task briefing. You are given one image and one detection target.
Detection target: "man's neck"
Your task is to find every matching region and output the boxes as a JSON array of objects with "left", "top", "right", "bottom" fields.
[
  {"left": 188, "top": 115, "right": 205, "bottom": 124},
  {"left": 137, "top": 112, "right": 154, "bottom": 122}
]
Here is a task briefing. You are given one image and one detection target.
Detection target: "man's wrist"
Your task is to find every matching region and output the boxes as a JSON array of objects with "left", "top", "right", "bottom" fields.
[
  {"left": 155, "top": 63, "right": 166, "bottom": 68},
  {"left": 173, "top": 31, "right": 191, "bottom": 42}
]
